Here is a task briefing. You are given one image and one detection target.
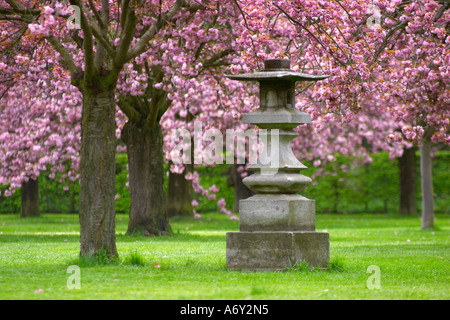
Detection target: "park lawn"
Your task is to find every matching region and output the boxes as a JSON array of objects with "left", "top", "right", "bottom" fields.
[{"left": 0, "top": 212, "right": 448, "bottom": 300}]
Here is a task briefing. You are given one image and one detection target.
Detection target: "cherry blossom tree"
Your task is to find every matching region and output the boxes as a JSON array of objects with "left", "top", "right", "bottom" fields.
[
  {"left": 114, "top": 0, "right": 246, "bottom": 234},
  {"left": 1, "top": 0, "right": 446, "bottom": 255},
  {"left": 0, "top": 28, "right": 81, "bottom": 218},
  {"left": 233, "top": 0, "right": 449, "bottom": 229},
  {"left": 0, "top": 0, "right": 232, "bottom": 257},
  {"left": 160, "top": 75, "right": 256, "bottom": 220}
]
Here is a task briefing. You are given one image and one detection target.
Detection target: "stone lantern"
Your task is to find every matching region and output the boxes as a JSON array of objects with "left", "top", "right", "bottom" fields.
[{"left": 225, "top": 59, "right": 330, "bottom": 270}]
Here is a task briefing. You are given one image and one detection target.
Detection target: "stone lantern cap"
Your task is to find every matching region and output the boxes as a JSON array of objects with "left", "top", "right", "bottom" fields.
[
  {"left": 225, "top": 59, "right": 330, "bottom": 128},
  {"left": 225, "top": 59, "right": 330, "bottom": 82}
]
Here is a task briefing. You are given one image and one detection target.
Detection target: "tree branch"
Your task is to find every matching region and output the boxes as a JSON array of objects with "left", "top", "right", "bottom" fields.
[
  {"left": 46, "top": 35, "right": 81, "bottom": 78},
  {"left": 70, "top": 0, "right": 114, "bottom": 72},
  {"left": 117, "top": 95, "right": 143, "bottom": 124},
  {"left": 102, "top": 0, "right": 110, "bottom": 24},
  {"left": 87, "top": 0, "right": 106, "bottom": 30},
  {"left": 0, "top": 0, "right": 40, "bottom": 15},
  {"left": 120, "top": 0, "right": 131, "bottom": 30},
  {"left": 125, "top": 0, "right": 187, "bottom": 62},
  {"left": 332, "top": 0, "right": 371, "bottom": 50},
  {"left": 93, "top": 0, "right": 111, "bottom": 70},
  {"left": 273, "top": 3, "right": 347, "bottom": 67},
  {"left": 113, "top": 3, "right": 137, "bottom": 70},
  {"left": 202, "top": 49, "right": 234, "bottom": 68},
  {"left": 70, "top": 0, "right": 95, "bottom": 80},
  {"left": 434, "top": 2, "right": 449, "bottom": 22},
  {"left": 366, "top": 21, "right": 408, "bottom": 66},
  {"left": 90, "top": 22, "right": 115, "bottom": 58},
  {"left": 0, "top": 14, "right": 27, "bottom": 21}
]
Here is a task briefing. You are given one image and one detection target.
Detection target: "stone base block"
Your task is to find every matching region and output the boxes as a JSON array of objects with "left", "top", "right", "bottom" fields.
[
  {"left": 226, "top": 231, "right": 329, "bottom": 271},
  {"left": 239, "top": 194, "right": 315, "bottom": 231}
]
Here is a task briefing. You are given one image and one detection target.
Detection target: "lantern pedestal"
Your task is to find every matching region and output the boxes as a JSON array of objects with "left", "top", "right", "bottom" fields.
[{"left": 226, "top": 231, "right": 329, "bottom": 271}]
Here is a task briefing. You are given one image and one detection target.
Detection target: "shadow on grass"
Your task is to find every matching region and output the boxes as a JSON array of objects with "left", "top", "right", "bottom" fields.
[
  {"left": 116, "top": 231, "right": 227, "bottom": 243},
  {"left": 0, "top": 230, "right": 228, "bottom": 244},
  {"left": 66, "top": 250, "right": 160, "bottom": 268},
  {"left": 0, "top": 234, "right": 79, "bottom": 243}
]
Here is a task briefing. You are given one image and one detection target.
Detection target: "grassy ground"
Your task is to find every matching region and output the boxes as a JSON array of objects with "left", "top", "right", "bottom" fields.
[{"left": 0, "top": 212, "right": 448, "bottom": 300}]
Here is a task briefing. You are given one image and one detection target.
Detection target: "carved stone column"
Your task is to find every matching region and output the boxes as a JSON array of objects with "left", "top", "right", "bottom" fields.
[{"left": 225, "top": 59, "right": 330, "bottom": 270}]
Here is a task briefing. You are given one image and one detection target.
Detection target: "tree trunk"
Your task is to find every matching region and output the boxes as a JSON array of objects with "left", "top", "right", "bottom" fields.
[
  {"left": 227, "top": 164, "right": 254, "bottom": 212},
  {"left": 398, "top": 147, "right": 417, "bottom": 215},
  {"left": 168, "top": 164, "right": 193, "bottom": 217},
  {"left": 70, "top": 196, "right": 77, "bottom": 214},
  {"left": 332, "top": 179, "right": 339, "bottom": 214},
  {"left": 79, "top": 88, "right": 118, "bottom": 258},
  {"left": 122, "top": 121, "right": 172, "bottom": 236},
  {"left": 20, "top": 178, "right": 39, "bottom": 218},
  {"left": 364, "top": 163, "right": 370, "bottom": 213},
  {"left": 420, "top": 130, "right": 434, "bottom": 230}
]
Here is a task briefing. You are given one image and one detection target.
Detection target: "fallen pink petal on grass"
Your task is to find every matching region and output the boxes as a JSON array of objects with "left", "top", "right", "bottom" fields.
[{"left": 34, "top": 289, "right": 43, "bottom": 293}]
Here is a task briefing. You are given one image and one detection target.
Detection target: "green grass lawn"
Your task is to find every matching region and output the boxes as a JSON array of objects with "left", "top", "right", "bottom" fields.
[{"left": 0, "top": 212, "right": 448, "bottom": 300}]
